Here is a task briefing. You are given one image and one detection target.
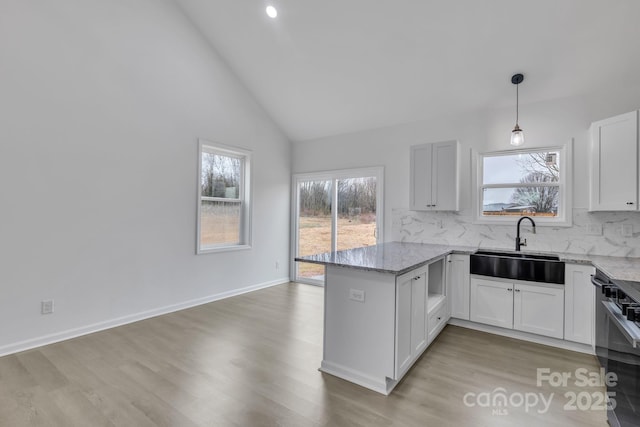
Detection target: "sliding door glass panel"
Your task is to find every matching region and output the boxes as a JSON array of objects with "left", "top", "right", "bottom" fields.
[
  {"left": 336, "top": 177, "right": 378, "bottom": 251},
  {"left": 296, "top": 180, "right": 332, "bottom": 281},
  {"left": 293, "top": 167, "right": 383, "bottom": 285}
]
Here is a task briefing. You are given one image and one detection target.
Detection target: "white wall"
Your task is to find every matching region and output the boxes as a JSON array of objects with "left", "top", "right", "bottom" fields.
[
  {"left": 293, "top": 86, "right": 640, "bottom": 255},
  {"left": 0, "top": 0, "right": 291, "bottom": 354}
]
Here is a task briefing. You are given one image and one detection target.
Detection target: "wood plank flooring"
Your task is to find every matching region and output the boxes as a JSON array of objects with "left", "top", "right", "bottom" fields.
[{"left": 0, "top": 283, "right": 607, "bottom": 426}]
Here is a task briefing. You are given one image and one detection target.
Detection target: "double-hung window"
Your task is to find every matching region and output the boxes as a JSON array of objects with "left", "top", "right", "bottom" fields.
[
  {"left": 476, "top": 144, "right": 571, "bottom": 225},
  {"left": 197, "top": 140, "right": 251, "bottom": 253}
]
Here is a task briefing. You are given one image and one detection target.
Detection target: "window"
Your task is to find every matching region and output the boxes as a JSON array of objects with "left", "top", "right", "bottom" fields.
[
  {"left": 197, "top": 140, "right": 251, "bottom": 253},
  {"left": 475, "top": 143, "right": 572, "bottom": 225}
]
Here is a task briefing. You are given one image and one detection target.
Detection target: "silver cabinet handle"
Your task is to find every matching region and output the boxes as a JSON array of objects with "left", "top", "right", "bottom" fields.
[
  {"left": 413, "top": 276, "right": 421, "bottom": 280},
  {"left": 507, "top": 288, "right": 513, "bottom": 291},
  {"left": 515, "top": 289, "right": 521, "bottom": 292}
]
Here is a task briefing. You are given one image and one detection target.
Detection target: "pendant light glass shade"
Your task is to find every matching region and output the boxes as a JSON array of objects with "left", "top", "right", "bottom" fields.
[
  {"left": 510, "top": 73, "right": 524, "bottom": 146},
  {"left": 511, "top": 124, "right": 524, "bottom": 146}
]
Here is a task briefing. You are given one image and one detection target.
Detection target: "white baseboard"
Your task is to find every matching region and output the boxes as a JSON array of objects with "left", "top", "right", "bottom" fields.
[
  {"left": 320, "top": 360, "right": 397, "bottom": 395},
  {"left": 448, "top": 318, "right": 595, "bottom": 355},
  {"left": 0, "top": 277, "right": 290, "bottom": 357}
]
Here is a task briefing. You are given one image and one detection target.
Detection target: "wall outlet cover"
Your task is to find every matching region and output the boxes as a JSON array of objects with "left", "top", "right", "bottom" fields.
[
  {"left": 621, "top": 224, "right": 633, "bottom": 237},
  {"left": 349, "top": 289, "right": 365, "bottom": 303},
  {"left": 41, "top": 300, "right": 54, "bottom": 315}
]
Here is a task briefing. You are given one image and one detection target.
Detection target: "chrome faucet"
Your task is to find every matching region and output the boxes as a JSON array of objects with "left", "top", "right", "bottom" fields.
[{"left": 515, "top": 216, "right": 536, "bottom": 251}]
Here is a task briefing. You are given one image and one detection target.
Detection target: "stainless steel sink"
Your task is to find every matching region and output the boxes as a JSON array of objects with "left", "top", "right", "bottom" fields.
[{"left": 470, "top": 250, "right": 565, "bottom": 284}]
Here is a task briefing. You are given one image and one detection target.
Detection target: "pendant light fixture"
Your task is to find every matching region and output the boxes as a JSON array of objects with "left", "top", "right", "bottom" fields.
[{"left": 510, "top": 73, "right": 525, "bottom": 146}]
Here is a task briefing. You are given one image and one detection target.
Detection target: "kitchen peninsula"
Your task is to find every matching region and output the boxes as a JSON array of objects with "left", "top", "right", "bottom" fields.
[
  {"left": 296, "top": 242, "right": 474, "bottom": 394},
  {"left": 297, "top": 242, "right": 640, "bottom": 395}
]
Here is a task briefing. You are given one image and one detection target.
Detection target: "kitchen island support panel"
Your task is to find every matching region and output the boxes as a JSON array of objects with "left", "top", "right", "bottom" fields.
[{"left": 321, "top": 266, "right": 397, "bottom": 394}]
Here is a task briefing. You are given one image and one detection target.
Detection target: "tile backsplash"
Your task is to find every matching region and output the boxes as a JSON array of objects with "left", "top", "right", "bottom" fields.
[{"left": 392, "top": 208, "right": 640, "bottom": 257}]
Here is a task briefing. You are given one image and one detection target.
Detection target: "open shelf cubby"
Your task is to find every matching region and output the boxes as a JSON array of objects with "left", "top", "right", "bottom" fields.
[{"left": 427, "top": 257, "right": 445, "bottom": 312}]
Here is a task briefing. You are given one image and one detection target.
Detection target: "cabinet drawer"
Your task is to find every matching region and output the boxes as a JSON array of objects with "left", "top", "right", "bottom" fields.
[{"left": 428, "top": 303, "right": 447, "bottom": 343}]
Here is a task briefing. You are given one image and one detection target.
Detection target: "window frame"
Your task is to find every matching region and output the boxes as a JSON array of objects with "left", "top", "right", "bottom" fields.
[
  {"left": 473, "top": 141, "right": 573, "bottom": 226},
  {"left": 197, "top": 139, "right": 252, "bottom": 254}
]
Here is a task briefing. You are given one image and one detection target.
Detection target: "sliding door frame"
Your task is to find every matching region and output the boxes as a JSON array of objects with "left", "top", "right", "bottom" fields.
[{"left": 291, "top": 166, "right": 384, "bottom": 286}]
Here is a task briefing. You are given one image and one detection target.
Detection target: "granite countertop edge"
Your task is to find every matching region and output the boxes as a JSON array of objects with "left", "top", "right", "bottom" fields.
[{"left": 294, "top": 242, "right": 640, "bottom": 282}]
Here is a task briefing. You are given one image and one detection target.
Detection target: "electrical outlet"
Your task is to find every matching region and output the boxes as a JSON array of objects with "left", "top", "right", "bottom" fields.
[
  {"left": 41, "top": 300, "right": 54, "bottom": 315},
  {"left": 586, "top": 224, "right": 602, "bottom": 235},
  {"left": 275, "top": 261, "right": 280, "bottom": 270},
  {"left": 349, "top": 289, "right": 365, "bottom": 303},
  {"left": 621, "top": 224, "right": 633, "bottom": 237}
]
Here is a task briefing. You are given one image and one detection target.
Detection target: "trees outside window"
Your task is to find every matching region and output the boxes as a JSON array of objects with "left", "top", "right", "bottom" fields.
[
  {"left": 197, "top": 140, "right": 251, "bottom": 253},
  {"left": 478, "top": 145, "right": 571, "bottom": 225}
]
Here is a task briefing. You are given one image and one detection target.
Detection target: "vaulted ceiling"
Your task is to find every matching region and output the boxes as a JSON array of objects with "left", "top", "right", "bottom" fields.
[{"left": 174, "top": 0, "right": 640, "bottom": 142}]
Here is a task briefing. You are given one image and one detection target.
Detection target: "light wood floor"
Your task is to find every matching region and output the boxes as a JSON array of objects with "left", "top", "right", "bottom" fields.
[{"left": 0, "top": 283, "right": 607, "bottom": 427}]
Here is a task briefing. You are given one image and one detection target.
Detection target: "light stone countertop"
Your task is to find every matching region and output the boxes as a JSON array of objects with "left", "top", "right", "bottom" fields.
[
  {"left": 295, "top": 242, "right": 475, "bottom": 276},
  {"left": 295, "top": 242, "right": 640, "bottom": 282}
]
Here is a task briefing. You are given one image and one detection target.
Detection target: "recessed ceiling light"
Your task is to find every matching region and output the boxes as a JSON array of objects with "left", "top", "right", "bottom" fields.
[{"left": 266, "top": 5, "right": 277, "bottom": 18}]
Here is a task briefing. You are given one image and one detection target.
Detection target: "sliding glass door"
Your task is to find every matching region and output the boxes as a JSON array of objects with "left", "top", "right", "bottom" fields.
[
  {"left": 292, "top": 167, "right": 383, "bottom": 285},
  {"left": 296, "top": 179, "right": 332, "bottom": 281}
]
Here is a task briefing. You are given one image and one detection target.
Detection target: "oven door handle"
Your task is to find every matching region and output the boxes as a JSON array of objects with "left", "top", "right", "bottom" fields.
[
  {"left": 590, "top": 274, "right": 607, "bottom": 288},
  {"left": 601, "top": 301, "right": 640, "bottom": 348}
]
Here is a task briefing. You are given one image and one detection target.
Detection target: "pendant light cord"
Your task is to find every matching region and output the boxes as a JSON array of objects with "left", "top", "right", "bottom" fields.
[{"left": 515, "top": 83, "right": 519, "bottom": 126}]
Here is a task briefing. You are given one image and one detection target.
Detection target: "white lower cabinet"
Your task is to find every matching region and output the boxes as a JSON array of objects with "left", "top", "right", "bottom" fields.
[
  {"left": 427, "top": 299, "right": 448, "bottom": 343},
  {"left": 395, "top": 268, "right": 427, "bottom": 378},
  {"left": 395, "top": 271, "right": 414, "bottom": 378},
  {"left": 447, "top": 254, "right": 471, "bottom": 320},
  {"left": 470, "top": 277, "right": 564, "bottom": 339},
  {"left": 411, "top": 273, "right": 428, "bottom": 354},
  {"left": 513, "top": 283, "right": 564, "bottom": 339},
  {"left": 394, "top": 258, "right": 447, "bottom": 380},
  {"left": 470, "top": 278, "right": 514, "bottom": 328},
  {"left": 564, "top": 264, "right": 596, "bottom": 345}
]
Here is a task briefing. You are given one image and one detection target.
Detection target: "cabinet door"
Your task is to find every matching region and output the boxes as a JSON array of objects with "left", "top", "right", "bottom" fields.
[
  {"left": 431, "top": 141, "right": 459, "bottom": 211},
  {"left": 411, "top": 273, "right": 427, "bottom": 355},
  {"left": 410, "top": 141, "right": 459, "bottom": 211},
  {"left": 564, "top": 264, "right": 596, "bottom": 345},
  {"left": 395, "top": 274, "right": 413, "bottom": 378},
  {"left": 448, "top": 254, "right": 470, "bottom": 320},
  {"left": 410, "top": 145, "right": 433, "bottom": 210},
  {"left": 513, "top": 283, "right": 564, "bottom": 339},
  {"left": 590, "top": 111, "right": 639, "bottom": 211},
  {"left": 470, "top": 278, "right": 513, "bottom": 328}
]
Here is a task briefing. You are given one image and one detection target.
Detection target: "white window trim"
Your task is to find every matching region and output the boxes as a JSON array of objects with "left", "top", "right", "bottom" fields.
[
  {"left": 290, "top": 166, "right": 385, "bottom": 285},
  {"left": 472, "top": 140, "right": 573, "bottom": 227},
  {"left": 197, "top": 139, "right": 252, "bottom": 254}
]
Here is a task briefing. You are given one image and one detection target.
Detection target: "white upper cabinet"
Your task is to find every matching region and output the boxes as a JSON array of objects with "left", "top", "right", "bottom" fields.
[
  {"left": 589, "top": 110, "right": 639, "bottom": 211},
  {"left": 410, "top": 140, "right": 460, "bottom": 211}
]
